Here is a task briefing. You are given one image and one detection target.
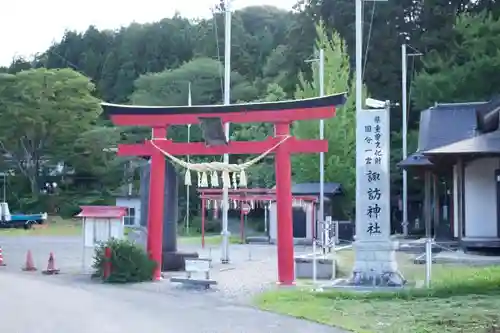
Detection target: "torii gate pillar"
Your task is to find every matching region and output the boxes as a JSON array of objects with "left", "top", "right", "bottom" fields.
[
  {"left": 147, "top": 127, "right": 167, "bottom": 275},
  {"left": 274, "top": 122, "right": 294, "bottom": 284}
]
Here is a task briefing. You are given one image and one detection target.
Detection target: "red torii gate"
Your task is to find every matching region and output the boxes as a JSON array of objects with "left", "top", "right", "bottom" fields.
[{"left": 102, "top": 93, "right": 345, "bottom": 284}]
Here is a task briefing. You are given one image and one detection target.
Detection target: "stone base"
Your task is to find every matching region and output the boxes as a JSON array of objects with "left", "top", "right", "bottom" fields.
[
  {"left": 161, "top": 251, "right": 199, "bottom": 271},
  {"left": 350, "top": 240, "right": 406, "bottom": 287},
  {"left": 295, "top": 255, "right": 336, "bottom": 280}
]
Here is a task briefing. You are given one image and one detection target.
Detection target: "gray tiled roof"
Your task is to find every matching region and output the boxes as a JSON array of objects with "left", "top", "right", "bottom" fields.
[
  {"left": 397, "top": 153, "right": 434, "bottom": 169},
  {"left": 418, "top": 102, "right": 484, "bottom": 152},
  {"left": 426, "top": 130, "right": 500, "bottom": 155},
  {"left": 290, "top": 182, "right": 342, "bottom": 196}
]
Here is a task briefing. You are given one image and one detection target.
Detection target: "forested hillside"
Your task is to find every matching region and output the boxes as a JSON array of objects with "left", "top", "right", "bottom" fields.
[{"left": 1, "top": 1, "right": 500, "bottom": 219}]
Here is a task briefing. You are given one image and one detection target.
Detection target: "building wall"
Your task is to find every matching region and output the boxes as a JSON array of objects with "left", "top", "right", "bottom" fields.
[
  {"left": 463, "top": 158, "right": 500, "bottom": 238},
  {"left": 269, "top": 202, "right": 313, "bottom": 242},
  {"left": 116, "top": 197, "right": 141, "bottom": 227}
]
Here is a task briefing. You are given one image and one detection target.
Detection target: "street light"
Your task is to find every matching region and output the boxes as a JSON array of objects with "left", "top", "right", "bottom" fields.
[{"left": 365, "top": 98, "right": 387, "bottom": 109}]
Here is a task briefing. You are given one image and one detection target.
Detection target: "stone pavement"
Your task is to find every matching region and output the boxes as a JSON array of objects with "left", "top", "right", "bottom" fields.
[
  {"left": 0, "top": 271, "right": 348, "bottom": 333},
  {"left": 0, "top": 235, "right": 347, "bottom": 333}
]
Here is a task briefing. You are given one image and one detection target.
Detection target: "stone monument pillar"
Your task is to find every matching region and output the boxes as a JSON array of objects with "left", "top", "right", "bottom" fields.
[
  {"left": 351, "top": 105, "right": 405, "bottom": 286},
  {"left": 140, "top": 159, "right": 198, "bottom": 271}
]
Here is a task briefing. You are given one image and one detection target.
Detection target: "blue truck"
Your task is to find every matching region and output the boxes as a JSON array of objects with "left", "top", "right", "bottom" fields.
[{"left": 0, "top": 202, "right": 48, "bottom": 229}]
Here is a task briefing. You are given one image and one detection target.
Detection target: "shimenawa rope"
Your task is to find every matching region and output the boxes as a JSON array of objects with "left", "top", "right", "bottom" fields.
[{"left": 149, "top": 135, "right": 291, "bottom": 188}]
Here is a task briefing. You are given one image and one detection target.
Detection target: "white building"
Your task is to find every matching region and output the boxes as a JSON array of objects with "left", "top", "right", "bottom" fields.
[
  {"left": 401, "top": 99, "right": 500, "bottom": 248},
  {"left": 115, "top": 195, "right": 141, "bottom": 227}
]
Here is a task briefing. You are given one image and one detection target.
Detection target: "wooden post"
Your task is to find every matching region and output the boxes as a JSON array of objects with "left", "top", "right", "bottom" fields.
[{"left": 104, "top": 247, "right": 112, "bottom": 280}]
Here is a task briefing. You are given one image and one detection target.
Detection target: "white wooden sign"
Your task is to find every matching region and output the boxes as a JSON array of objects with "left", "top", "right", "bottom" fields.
[
  {"left": 83, "top": 217, "right": 125, "bottom": 248},
  {"left": 185, "top": 259, "right": 211, "bottom": 273},
  {"left": 355, "top": 109, "right": 391, "bottom": 241}
]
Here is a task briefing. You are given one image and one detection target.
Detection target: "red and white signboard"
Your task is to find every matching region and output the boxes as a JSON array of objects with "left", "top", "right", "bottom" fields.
[{"left": 242, "top": 203, "right": 251, "bottom": 215}]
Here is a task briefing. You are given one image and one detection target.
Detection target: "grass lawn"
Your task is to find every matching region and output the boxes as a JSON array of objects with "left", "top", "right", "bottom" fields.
[
  {"left": 255, "top": 250, "right": 500, "bottom": 333},
  {"left": 178, "top": 234, "right": 244, "bottom": 246},
  {"left": 0, "top": 216, "right": 82, "bottom": 236}
]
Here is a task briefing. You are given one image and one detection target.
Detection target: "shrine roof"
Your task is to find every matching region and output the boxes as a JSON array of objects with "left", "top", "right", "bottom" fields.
[
  {"left": 101, "top": 93, "right": 346, "bottom": 116},
  {"left": 425, "top": 130, "right": 500, "bottom": 156},
  {"left": 76, "top": 206, "right": 128, "bottom": 218},
  {"left": 397, "top": 153, "right": 434, "bottom": 170}
]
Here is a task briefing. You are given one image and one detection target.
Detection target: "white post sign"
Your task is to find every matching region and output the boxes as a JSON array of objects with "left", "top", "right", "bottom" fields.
[
  {"left": 355, "top": 109, "right": 391, "bottom": 240},
  {"left": 352, "top": 106, "right": 404, "bottom": 286}
]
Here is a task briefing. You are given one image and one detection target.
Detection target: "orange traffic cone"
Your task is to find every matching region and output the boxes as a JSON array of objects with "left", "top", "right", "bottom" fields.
[
  {"left": 22, "top": 250, "right": 37, "bottom": 271},
  {"left": 42, "top": 252, "right": 60, "bottom": 275},
  {"left": 0, "top": 247, "right": 6, "bottom": 266}
]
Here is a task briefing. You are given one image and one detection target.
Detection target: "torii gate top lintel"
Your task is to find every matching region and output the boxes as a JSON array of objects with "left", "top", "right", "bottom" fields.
[{"left": 102, "top": 93, "right": 346, "bottom": 126}]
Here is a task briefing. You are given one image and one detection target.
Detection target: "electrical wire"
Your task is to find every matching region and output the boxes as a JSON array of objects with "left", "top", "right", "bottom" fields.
[
  {"left": 362, "top": 1, "right": 376, "bottom": 81},
  {"left": 406, "top": 54, "right": 416, "bottom": 127},
  {"left": 211, "top": 7, "right": 224, "bottom": 100},
  {"left": 404, "top": 44, "right": 422, "bottom": 127}
]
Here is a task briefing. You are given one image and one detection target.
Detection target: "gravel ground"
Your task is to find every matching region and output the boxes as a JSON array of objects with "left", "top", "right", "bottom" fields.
[
  {"left": 0, "top": 235, "right": 311, "bottom": 303},
  {"left": 0, "top": 235, "right": 347, "bottom": 333}
]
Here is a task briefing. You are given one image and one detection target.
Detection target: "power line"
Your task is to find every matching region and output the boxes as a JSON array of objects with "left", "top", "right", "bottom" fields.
[
  {"left": 211, "top": 7, "right": 225, "bottom": 99},
  {"left": 362, "top": 1, "right": 376, "bottom": 81}
]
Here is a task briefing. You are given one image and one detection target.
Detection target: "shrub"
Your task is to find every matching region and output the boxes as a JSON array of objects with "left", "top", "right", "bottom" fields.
[{"left": 92, "top": 238, "right": 156, "bottom": 283}]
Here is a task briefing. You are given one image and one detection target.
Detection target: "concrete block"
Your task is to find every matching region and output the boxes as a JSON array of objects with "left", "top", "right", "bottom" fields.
[{"left": 294, "top": 255, "right": 336, "bottom": 280}]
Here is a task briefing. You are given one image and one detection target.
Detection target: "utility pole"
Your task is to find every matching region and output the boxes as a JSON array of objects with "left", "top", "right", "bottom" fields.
[
  {"left": 0, "top": 172, "right": 5, "bottom": 203},
  {"left": 401, "top": 43, "right": 422, "bottom": 236},
  {"left": 319, "top": 49, "right": 325, "bottom": 238},
  {"left": 305, "top": 49, "right": 326, "bottom": 238},
  {"left": 186, "top": 82, "right": 192, "bottom": 235},
  {"left": 401, "top": 43, "right": 408, "bottom": 236},
  {"left": 221, "top": 0, "right": 232, "bottom": 264}
]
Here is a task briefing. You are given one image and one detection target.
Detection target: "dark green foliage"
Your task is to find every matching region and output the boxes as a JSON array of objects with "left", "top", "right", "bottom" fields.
[
  {"left": 178, "top": 216, "right": 222, "bottom": 235},
  {"left": 3, "top": 2, "right": 500, "bottom": 224},
  {"left": 92, "top": 238, "right": 156, "bottom": 283}
]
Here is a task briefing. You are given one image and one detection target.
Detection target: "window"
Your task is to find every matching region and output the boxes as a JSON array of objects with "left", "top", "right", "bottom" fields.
[{"left": 124, "top": 207, "right": 136, "bottom": 226}]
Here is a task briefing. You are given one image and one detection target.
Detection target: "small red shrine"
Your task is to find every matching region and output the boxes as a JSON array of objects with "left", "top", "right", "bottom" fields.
[{"left": 102, "top": 93, "right": 346, "bottom": 284}]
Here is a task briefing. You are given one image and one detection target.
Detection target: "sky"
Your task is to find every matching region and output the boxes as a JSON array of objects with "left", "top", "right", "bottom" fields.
[{"left": 0, "top": 0, "right": 297, "bottom": 66}]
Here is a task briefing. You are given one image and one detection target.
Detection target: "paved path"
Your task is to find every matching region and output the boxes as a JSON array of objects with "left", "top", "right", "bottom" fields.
[
  {"left": 0, "top": 235, "right": 347, "bottom": 332},
  {"left": 0, "top": 271, "right": 346, "bottom": 333},
  {"left": 0, "top": 235, "right": 311, "bottom": 302}
]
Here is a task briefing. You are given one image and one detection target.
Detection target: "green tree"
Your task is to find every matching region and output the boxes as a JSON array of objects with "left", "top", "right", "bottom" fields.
[
  {"left": 0, "top": 68, "right": 102, "bottom": 195},
  {"left": 130, "top": 57, "right": 258, "bottom": 106},
  {"left": 412, "top": 11, "right": 500, "bottom": 109},
  {"left": 233, "top": 83, "right": 288, "bottom": 188},
  {"left": 292, "top": 24, "right": 364, "bottom": 218}
]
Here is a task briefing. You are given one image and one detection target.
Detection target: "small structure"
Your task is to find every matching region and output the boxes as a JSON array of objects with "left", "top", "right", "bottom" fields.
[
  {"left": 269, "top": 182, "right": 344, "bottom": 244},
  {"left": 197, "top": 188, "right": 319, "bottom": 245},
  {"left": 76, "top": 206, "right": 127, "bottom": 270},
  {"left": 170, "top": 258, "right": 217, "bottom": 289},
  {"left": 400, "top": 98, "right": 500, "bottom": 249}
]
